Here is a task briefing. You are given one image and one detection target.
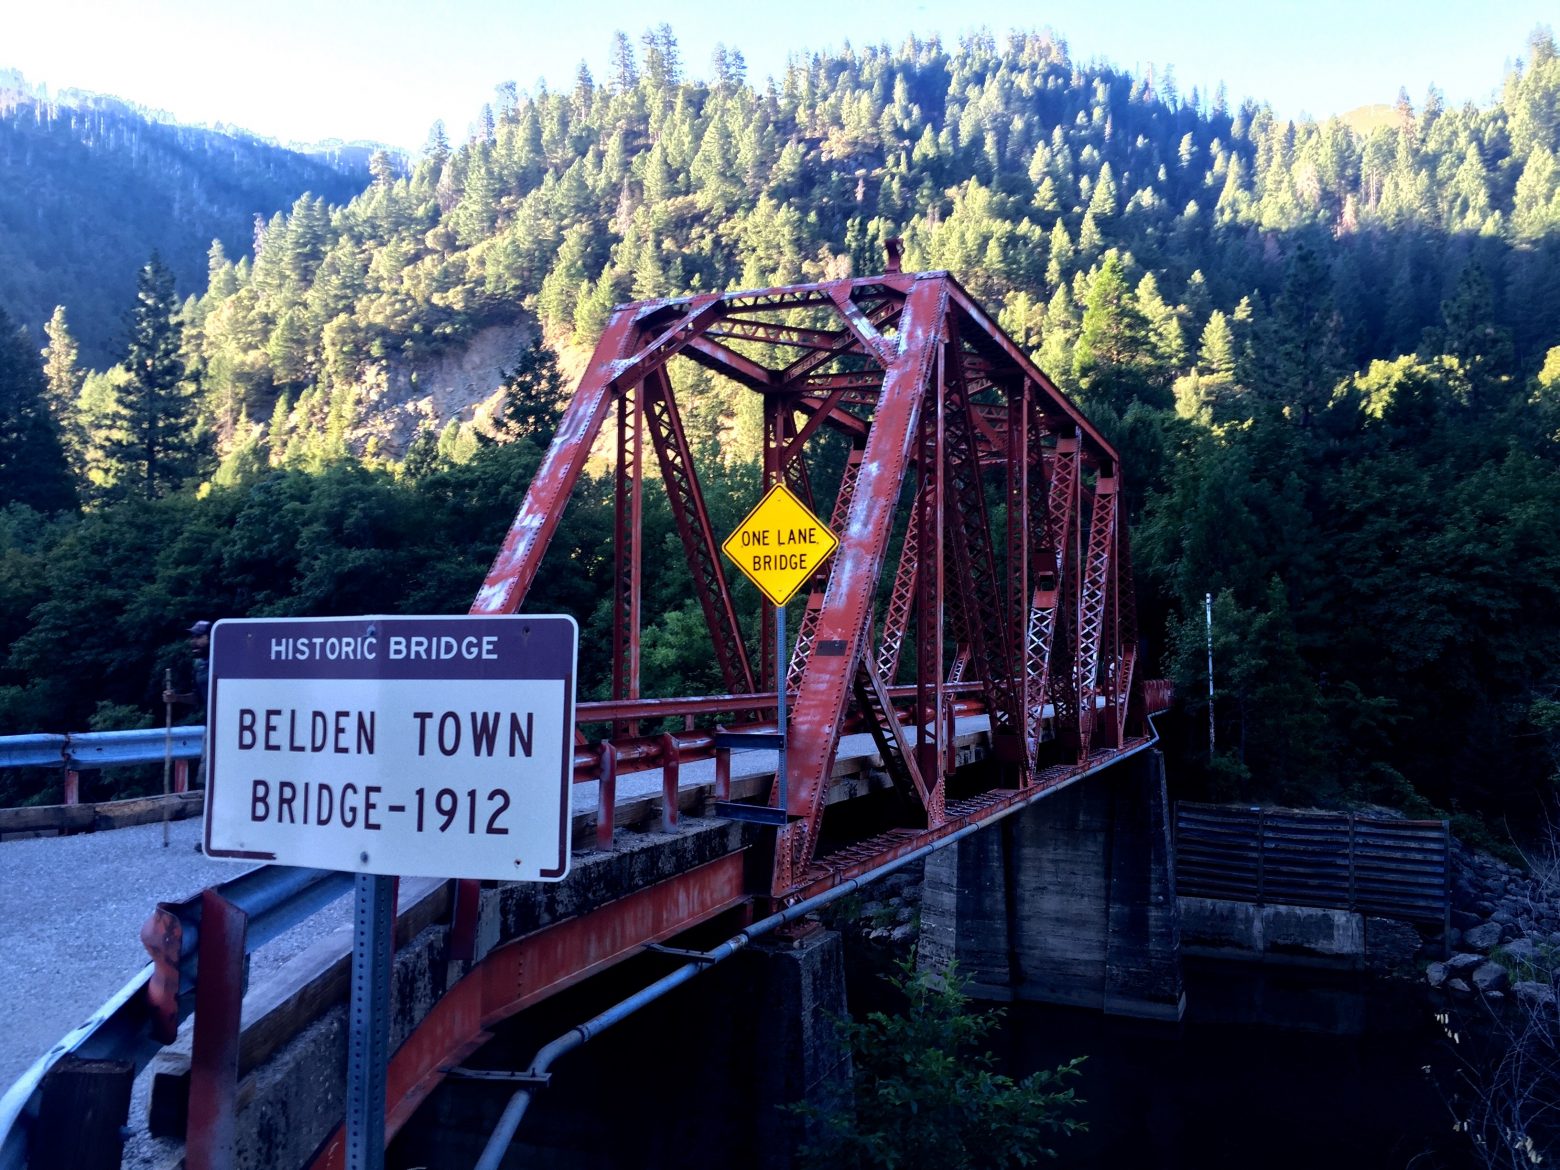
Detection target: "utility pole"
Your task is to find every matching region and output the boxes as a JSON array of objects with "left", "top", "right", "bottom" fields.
[{"left": 1205, "top": 592, "right": 1215, "bottom": 758}]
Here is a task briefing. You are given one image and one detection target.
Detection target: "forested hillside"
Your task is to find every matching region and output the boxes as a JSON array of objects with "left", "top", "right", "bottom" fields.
[
  {"left": 0, "top": 76, "right": 370, "bottom": 364},
  {"left": 2, "top": 27, "right": 1559, "bottom": 831}
]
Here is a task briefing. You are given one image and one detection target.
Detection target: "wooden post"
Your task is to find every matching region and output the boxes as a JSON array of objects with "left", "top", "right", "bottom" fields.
[{"left": 34, "top": 1056, "right": 134, "bottom": 1170}]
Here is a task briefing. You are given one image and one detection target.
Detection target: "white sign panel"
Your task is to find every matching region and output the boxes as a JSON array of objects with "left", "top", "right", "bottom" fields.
[{"left": 203, "top": 615, "right": 577, "bottom": 881}]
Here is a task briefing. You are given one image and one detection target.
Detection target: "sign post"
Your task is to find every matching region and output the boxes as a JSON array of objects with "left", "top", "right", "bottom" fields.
[
  {"left": 719, "top": 484, "right": 839, "bottom": 824},
  {"left": 203, "top": 614, "right": 578, "bottom": 1170}
]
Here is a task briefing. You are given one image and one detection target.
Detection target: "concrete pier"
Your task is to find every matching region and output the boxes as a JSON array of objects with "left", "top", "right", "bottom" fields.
[{"left": 921, "top": 750, "right": 1184, "bottom": 1020}]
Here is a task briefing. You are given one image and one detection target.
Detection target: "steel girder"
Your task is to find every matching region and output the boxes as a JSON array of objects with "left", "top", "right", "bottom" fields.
[{"left": 474, "top": 269, "right": 1147, "bottom": 897}]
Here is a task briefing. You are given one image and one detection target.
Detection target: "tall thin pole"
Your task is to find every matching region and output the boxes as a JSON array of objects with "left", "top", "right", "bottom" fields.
[
  {"left": 1205, "top": 592, "right": 1215, "bottom": 758},
  {"left": 161, "top": 668, "right": 173, "bottom": 848},
  {"left": 776, "top": 603, "right": 788, "bottom": 815}
]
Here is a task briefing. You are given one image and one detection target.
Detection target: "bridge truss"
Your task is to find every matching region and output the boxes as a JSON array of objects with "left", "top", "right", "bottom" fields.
[{"left": 473, "top": 266, "right": 1155, "bottom": 901}]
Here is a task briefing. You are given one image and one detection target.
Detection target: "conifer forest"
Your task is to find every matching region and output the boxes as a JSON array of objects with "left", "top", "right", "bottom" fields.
[{"left": 2, "top": 28, "right": 1559, "bottom": 833}]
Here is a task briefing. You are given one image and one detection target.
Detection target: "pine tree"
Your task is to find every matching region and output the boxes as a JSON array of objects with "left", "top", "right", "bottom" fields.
[
  {"left": 40, "top": 306, "right": 83, "bottom": 424},
  {"left": 0, "top": 307, "right": 76, "bottom": 512},
  {"left": 108, "top": 254, "right": 197, "bottom": 499}
]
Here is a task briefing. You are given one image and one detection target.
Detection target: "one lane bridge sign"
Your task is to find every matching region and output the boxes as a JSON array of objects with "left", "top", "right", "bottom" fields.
[
  {"left": 203, "top": 614, "right": 577, "bottom": 882},
  {"left": 721, "top": 482, "right": 840, "bottom": 607}
]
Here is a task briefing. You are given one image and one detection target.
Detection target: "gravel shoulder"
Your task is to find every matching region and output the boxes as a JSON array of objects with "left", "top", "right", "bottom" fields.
[{"left": 0, "top": 816, "right": 349, "bottom": 1091}]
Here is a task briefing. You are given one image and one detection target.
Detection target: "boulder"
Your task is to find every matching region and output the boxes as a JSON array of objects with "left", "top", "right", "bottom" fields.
[
  {"left": 1500, "top": 937, "right": 1538, "bottom": 967},
  {"left": 1462, "top": 922, "right": 1503, "bottom": 951},
  {"left": 1446, "top": 978, "right": 1472, "bottom": 994},
  {"left": 1426, "top": 962, "right": 1448, "bottom": 989},
  {"left": 1513, "top": 981, "right": 1557, "bottom": 1009},
  {"left": 1471, "top": 962, "right": 1509, "bottom": 994},
  {"left": 1446, "top": 952, "right": 1485, "bottom": 974}
]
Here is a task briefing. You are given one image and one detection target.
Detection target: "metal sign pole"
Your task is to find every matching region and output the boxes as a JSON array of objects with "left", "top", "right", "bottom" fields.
[
  {"left": 775, "top": 603, "right": 787, "bottom": 815},
  {"left": 346, "top": 872, "right": 394, "bottom": 1170}
]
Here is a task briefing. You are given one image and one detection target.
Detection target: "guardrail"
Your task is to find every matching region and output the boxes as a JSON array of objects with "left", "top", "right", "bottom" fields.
[{"left": 0, "top": 727, "right": 205, "bottom": 807}]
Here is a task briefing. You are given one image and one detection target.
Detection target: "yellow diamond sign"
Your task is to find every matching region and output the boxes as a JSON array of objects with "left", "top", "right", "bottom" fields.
[{"left": 722, "top": 483, "right": 840, "bottom": 607}]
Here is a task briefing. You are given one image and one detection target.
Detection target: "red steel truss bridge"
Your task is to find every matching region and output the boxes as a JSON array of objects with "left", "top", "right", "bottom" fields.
[
  {"left": 474, "top": 262, "right": 1162, "bottom": 898},
  {"left": 1, "top": 266, "right": 1173, "bottom": 1170}
]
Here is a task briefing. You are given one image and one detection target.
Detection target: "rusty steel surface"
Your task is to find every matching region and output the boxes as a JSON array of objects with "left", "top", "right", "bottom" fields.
[
  {"left": 304, "top": 851, "right": 749, "bottom": 1170},
  {"left": 473, "top": 267, "right": 1156, "bottom": 897},
  {"left": 184, "top": 890, "right": 246, "bottom": 1170}
]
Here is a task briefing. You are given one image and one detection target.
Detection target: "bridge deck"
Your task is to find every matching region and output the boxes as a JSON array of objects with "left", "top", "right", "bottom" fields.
[{"left": 0, "top": 716, "right": 992, "bottom": 1093}]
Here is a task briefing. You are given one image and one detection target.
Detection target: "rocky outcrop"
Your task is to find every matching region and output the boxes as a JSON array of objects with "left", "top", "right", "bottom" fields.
[
  {"left": 354, "top": 321, "right": 535, "bottom": 458},
  {"left": 1428, "top": 841, "right": 1559, "bottom": 1003}
]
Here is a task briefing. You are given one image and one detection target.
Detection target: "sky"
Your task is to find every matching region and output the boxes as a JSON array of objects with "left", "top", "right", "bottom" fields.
[{"left": 5, "top": 0, "right": 1554, "bottom": 152}]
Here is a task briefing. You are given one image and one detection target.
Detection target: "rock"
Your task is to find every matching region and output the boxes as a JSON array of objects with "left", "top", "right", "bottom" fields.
[
  {"left": 1500, "top": 938, "right": 1538, "bottom": 966},
  {"left": 1513, "top": 981, "right": 1558, "bottom": 1008},
  {"left": 1447, "top": 978, "right": 1472, "bottom": 994},
  {"left": 1474, "top": 900, "right": 1497, "bottom": 916},
  {"left": 1426, "top": 962, "right": 1448, "bottom": 989},
  {"left": 1471, "top": 962, "right": 1509, "bottom": 994},
  {"left": 1451, "top": 909, "right": 1482, "bottom": 931},
  {"left": 1491, "top": 909, "right": 1516, "bottom": 926},
  {"left": 889, "top": 923, "right": 916, "bottom": 944},
  {"left": 1446, "top": 952, "right": 1486, "bottom": 973},
  {"left": 1462, "top": 922, "right": 1503, "bottom": 951}
]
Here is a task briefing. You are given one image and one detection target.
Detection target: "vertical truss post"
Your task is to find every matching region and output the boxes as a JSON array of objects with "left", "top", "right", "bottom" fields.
[
  {"left": 915, "top": 337, "right": 947, "bottom": 789},
  {"left": 1047, "top": 432, "right": 1083, "bottom": 759},
  {"left": 1020, "top": 410, "right": 1055, "bottom": 771},
  {"left": 1113, "top": 522, "right": 1142, "bottom": 744},
  {"left": 642, "top": 367, "right": 756, "bottom": 697},
  {"left": 1076, "top": 470, "right": 1118, "bottom": 757},
  {"left": 1006, "top": 382, "right": 1030, "bottom": 783},
  {"left": 612, "top": 382, "right": 643, "bottom": 737},
  {"left": 940, "top": 324, "right": 1021, "bottom": 769}
]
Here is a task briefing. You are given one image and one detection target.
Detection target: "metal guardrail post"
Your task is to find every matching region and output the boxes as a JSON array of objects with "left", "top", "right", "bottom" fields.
[
  {"left": 185, "top": 892, "right": 247, "bottom": 1170},
  {"left": 596, "top": 743, "right": 617, "bottom": 852},
  {"left": 659, "top": 735, "right": 679, "bottom": 834}
]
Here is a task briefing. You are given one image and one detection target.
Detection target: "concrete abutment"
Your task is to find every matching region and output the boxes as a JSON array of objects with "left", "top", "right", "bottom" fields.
[{"left": 921, "top": 750, "right": 1185, "bottom": 1020}]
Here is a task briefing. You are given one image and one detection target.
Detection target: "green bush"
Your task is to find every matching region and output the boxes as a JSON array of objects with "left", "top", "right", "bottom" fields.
[{"left": 796, "top": 955, "right": 1086, "bottom": 1170}]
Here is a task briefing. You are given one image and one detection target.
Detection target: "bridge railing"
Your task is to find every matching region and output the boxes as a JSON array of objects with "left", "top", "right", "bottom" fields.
[{"left": 0, "top": 727, "right": 207, "bottom": 835}]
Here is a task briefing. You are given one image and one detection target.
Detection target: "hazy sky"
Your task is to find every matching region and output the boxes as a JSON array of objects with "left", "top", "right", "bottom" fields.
[{"left": 6, "top": 0, "right": 1553, "bottom": 151}]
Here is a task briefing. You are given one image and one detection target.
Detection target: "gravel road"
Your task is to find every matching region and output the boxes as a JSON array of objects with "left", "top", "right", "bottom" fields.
[{"left": 0, "top": 816, "right": 349, "bottom": 1091}]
